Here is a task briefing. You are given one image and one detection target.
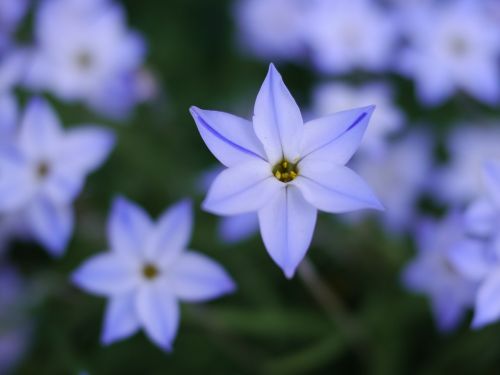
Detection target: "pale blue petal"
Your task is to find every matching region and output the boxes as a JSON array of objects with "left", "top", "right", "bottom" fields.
[
  {"left": 101, "top": 292, "right": 141, "bottom": 345},
  {"left": 482, "top": 160, "right": 500, "bottom": 208},
  {"left": 203, "top": 160, "right": 281, "bottom": 215},
  {"left": 43, "top": 168, "right": 84, "bottom": 205},
  {"left": 72, "top": 253, "right": 139, "bottom": 296},
  {"left": 190, "top": 107, "right": 267, "bottom": 167},
  {"left": 294, "top": 159, "right": 383, "bottom": 213},
  {"left": 432, "top": 295, "right": 465, "bottom": 332},
  {"left": 448, "top": 240, "right": 492, "bottom": 281},
  {"left": 472, "top": 269, "right": 500, "bottom": 329},
  {"left": 168, "top": 251, "right": 236, "bottom": 302},
  {"left": 26, "top": 198, "right": 74, "bottom": 257},
  {"left": 463, "top": 198, "right": 497, "bottom": 237},
  {"left": 58, "top": 127, "right": 115, "bottom": 173},
  {"left": 258, "top": 186, "right": 317, "bottom": 278},
  {"left": 219, "top": 213, "right": 259, "bottom": 243},
  {"left": 108, "top": 196, "right": 153, "bottom": 258},
  {"left": 253, "top": 64, "right": 303, "bottom": 164},
  {"left": 146, "top": 200, "right": 192, "bottom": 263},
  {"left": 0, "top": 149, "right": 33, "bottom": 212},
  {"left": 0, "top": 92, "right": 18, "bottom": 137},
  {"left": 18, "top": 98, "right": 62, "bottom": 159},
  {"left": 299, "top": 106, "right": 374, "bottom": 165},
  {"left": 136, "top": 285, "right": 179, "bottom": 351}
]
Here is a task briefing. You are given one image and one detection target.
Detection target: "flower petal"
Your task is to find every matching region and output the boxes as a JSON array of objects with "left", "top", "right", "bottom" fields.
[
  {"left": 72, "top": 253, "right": 139, "bottom": 296},
  {"left": 101, "top": 292, "right": 141, "bottom": 345},
  {"left": 219, "top": 213, "right": 259, "bottom": 243},
  {"left": 463, "top": 198, "right": 497, "bottom": 237},
  {"left": 26, "top": 198, "right": 74, "bottom": 257},
  {"left": 18, "top": 97, "right": 62, "bottom": 160},
  {"left": 0, "top": 149, "right": 33, "bottom": 212},
  {"left": 482, "top": 160, "right": 500, "bottom": 208},
  {"left": 168, "top": 251, "right": 236, "bottom": 302},
  {"left": 300, "top": 106, "right": 374, "bottom": 165},
  {"left": 58, "top": 126, "right": 115, "bottom": 173},
  {"left": 43, "top": 168, "right": 84, "bottom": 205},
  {"left": 202, "top": 160, "right": 281, "bottom": 215},
  {"left": 253, "top": 64, "right": 303, "bottom": 164},
  {"left": 108, "top": 196, "right": 153, "bottom": 258},
  {"left": 136, "top": 285, "right": 179, "bottom": 351},
  {"left": 294, "top": 159, "right": 383, "bottom": 213},
  {"left": 145, "top": 199, "right": 192, "bottom": 262},
  {"left": 0, "top": 92, "right": 18, "bottom": 137},
  {"left": 448, "top": 239, "right": 492, "bottom": 281},
  {"left": 258, "top": 186, "right": 317, "bottom": 278},
  {"left": 190, "top": 107, "right": 267, "bottom": 167},
  {"left": 472, "top": 269, "right": 500, "bottom": 329}
]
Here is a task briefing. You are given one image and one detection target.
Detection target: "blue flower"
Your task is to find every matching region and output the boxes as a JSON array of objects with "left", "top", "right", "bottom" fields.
[
  {"left": 456, "top": 160, "right": 500, "bottom": 329},
  {"left": 72, "top": 197, "right": 236, "bottom": 351},
  {"left": 0, "top": 97, "right": 115, "bottom": 255},
  {"left": 305, "top": 0, "right": 398, "bottom": 74},
  {"left": 26, "top": 0, "right": 146, "bottom": 118},
  {"left": 403, "top": 214, "right": 478, "bottom": 332},
  {"left": 191, "top": 64, "right": 383, "bottom": 278},
  {"left": 398, "top": 0, "right": 500, "bottom": 106}
]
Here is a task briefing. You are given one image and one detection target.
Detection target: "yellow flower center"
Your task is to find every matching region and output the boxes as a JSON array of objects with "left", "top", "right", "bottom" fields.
[
  {"left": 142, "top": 263, "right": 159, "bottom": 280},
  {"left": 272, "top": 160, "right": 298, "bottom": 183}
]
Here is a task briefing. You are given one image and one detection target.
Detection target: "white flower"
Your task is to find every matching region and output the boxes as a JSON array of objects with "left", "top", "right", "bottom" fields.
[
  {"left": 191, "top": 64, "right": 383, "bottom": 278},
  {"left": 72, "top": 198, "right": 235, "bottom": 350}
]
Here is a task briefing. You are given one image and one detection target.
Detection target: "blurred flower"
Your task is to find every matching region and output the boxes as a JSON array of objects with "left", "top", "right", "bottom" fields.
[
  {"left": 26, "top": 0, "right": 147, "bottom": 118},
  {"left": 313, "top": 82, "right": 404, "bottom": 157},
  {"left": 305, "top": 0, "right": 398, "bottom": 74},
  {"left": 0, "top": 265, "right": 33, "bottom": 374},
  {"left": 0, "top": 0, "right": 28, "bottom": 52},
  {"left": 451, "top": 160, "right": 500, "bottom": 329},
  {"left": 233, "top": 0, "right": 309, "bottom": 61},
  {"left": 350, "top": 131, "right": 433, "bottom": 233},
  {"left": 434, "top": 125, "right": 500, "bottom": 205},
  {"left": 0, "top": 49, "right": 30, "bottom": 92},
  {"left": 399, "top": 0, "right": 500, "bottom": 106},
  {"left": 0, "top": 97, "right": 115, "bottom": 256},
  {"left": 191, "top": 64, "right": 383, "bottom": 278},
  {"left": 72, "top": 197, "right": 235, "bottom": 351},
  {"left": 403, "top": 213, "right": 477, "bottom": 332}
]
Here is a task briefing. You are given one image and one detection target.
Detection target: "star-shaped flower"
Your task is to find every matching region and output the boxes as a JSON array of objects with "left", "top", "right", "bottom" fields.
[
  {"left": 26, "top": 0, "right": 146, "bottom": 118},
  {"left": 399, "top": 0, "right": 500, "bottom": 106},
  {"left": 402, "top": 214, "right": 477, "bottom": 332},
  {"left": 0, "top": 97, "right": 115, "bottom": 255},
  {"left": 191, "top": 64, "right": 383, "bottom": 278},
  {"left": 72, "top": 197, "right": 235, "bottom": 350}
]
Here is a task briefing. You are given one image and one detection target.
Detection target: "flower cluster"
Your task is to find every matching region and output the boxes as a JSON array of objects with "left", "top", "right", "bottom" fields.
[{"left": 235, "top": 0, "right": 500, "bottom": 106}]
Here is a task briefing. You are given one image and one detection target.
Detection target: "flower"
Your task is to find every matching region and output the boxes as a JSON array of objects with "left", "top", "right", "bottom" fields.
[
  {"left": 72, "top": 197, "right": 235, "bottom": 350},
  {"left": 26, "top": 0, "right": 146, "bottom": 118},
  {"left": 403, "top": 213, "right": 478, "bottom": 332},
  {"left": 398, "top": 0, "right": 500, "bottom": 106},
  {"left": 304, "top": 0, "right": 398, "bottom": 74},
  {"left": 433, "top": 125, "right": 500, "bottom": 205},
  {"left": 349, "top": 131, "right": 433, "bottom": 233},
  {"left": 0, "top": 97, "right": 115, "bottom": 255},
  {"left": 453, "top": 160, "right": 500, "bottom": 329},
  {"left": 191, "top": 64, "right": 383, "bottom": 278},
  {"left": 233, "top": 0, "right": 309, "bottom": 61},
  {"left": 0, "top": 0, "right": 28, "bottom": 52},
  {"left": 313, "top": 82, "right": 404, "bottom": 157}
]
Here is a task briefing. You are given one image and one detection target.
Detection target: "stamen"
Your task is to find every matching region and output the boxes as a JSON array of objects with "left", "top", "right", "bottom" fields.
[
  {"left": 272, "top": 160, "right": 299, "bottom": 183},
  {"left": 142, "top": 263, "right": 159, "bottom": 280},
  {"left": 36, "top": 162, "right": 50, "bottom": 180}
]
